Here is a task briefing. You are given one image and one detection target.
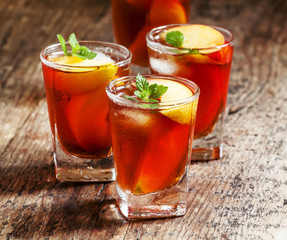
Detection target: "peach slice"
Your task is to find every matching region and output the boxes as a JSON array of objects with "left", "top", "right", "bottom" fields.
[
  {"left": 132, "top": 111, "right": 190, "bottom": 195},
  {"left": 148, "top": 79, "right": 197, "bottom": 125},
  {"left": 150, "top": 0, "right": 187, "bottom": 27},
  {"left": 65, "top": 85, "right": 112, "bottom": 155},
  {"left": 161, "top": 24, "right": 225, "bottom": 51}
]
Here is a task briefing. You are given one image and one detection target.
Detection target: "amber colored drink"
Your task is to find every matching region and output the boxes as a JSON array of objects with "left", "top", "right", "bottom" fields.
[
  {"left": 106, "top": 74, "right": 199, "bottom": 218},
  {"left": 150, "top": 49, "right": 232, "bottom": 138},
  {"left": 147, "top": 24, "right": 234, "bottom": 160},
  {"left": 42, "top": 64, "right": 125, "bottom": 157},
  {"left": 111, "top": 0, "right": 190, "bottom": 67},
  {"left": 40, "top": 41, "right": 131, "bottom": 181},
  {"left": 109, "top": 102, "right": 191, "bottom": 194}
]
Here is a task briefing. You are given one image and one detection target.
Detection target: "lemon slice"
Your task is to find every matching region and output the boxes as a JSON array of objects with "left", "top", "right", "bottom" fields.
[
  {"left": 161, "top": 24, "right": 225, "bottom": 54},
  {"left": 48, "top": 55, "right": 118, "bottom": 93},
  {"left": 48, "top": 55, "right": 115, "bottom": 71},
  {"left": 48, "top": 55, "right": 83, "bottom": 65},
  {"left": 148, "top": 79, "right": 197, "bottom": 125}
]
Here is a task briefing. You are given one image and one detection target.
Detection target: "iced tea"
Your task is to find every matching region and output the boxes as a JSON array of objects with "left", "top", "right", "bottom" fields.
[
  {"left": 106, "top": 74, "right": 199, "bottom": 218},
  {"left": 111, "top": 0, "right": 190, "bottom": 69},
  {"left": 147, "top": 24, "right": 234, "bottom": 159},
  {"left": 41, "top": 40, "right": 131, "bottom": 181}
]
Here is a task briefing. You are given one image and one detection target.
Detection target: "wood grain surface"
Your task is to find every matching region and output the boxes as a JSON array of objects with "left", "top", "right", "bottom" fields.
[{"left": 1, "top": 0, "right": 287, "bottom": 239}]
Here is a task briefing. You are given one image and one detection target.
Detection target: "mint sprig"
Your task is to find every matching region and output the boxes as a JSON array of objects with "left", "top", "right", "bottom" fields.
[
  {"left": 122, "top": 74, "right": 168, "bottom": 109},
  {"left": 57, "top": 34, "right": 69, "bottom": 56},
  {"left": 166, "top": 31, "right": 185, "bottom": 48},
  {"left": 165, "top": 31, "right": 200, "bottom": 54},
  {"left": 56, "top": 33, "right": 97, "bottom": 60},
  {"left": 134, "top": 74, "right": 168, "bottom": 102}
]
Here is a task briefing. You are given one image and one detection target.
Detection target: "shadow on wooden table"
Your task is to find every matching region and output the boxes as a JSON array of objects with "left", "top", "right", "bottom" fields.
[
  {"left": 0, "top": 163, "right": 56, "bottom": 193},
  {"left": 0, "top": 163, "right": 127, "bottom": 238}
]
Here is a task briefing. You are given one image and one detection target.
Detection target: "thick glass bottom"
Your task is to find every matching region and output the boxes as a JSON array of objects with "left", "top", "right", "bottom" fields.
[
  {"left": 191, "top": 111, "right": 225, "bottom": 161},
  {"left": 191, "top": 145, "right": 222, "bottom": 161},
  {"left": 116, "top": 172, "right": 188, "bottom": 219},
  {"left": 53, "top": 138, "right": 115, "bottom": 182}
]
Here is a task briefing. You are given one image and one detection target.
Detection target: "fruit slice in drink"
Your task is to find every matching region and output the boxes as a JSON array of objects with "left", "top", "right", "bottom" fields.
[
  {"left": 133, "top": 79, "right": 196, "bottom": 194},
  {"left": 65, "top": 85, "right": 111, "bottom": 156},
  {"left": 111, "top": 0, "right": 190, "bottom": 67},
  {"left": 153, "top": 24, "right": 232, "bottom": 138},
  {"left": 47, "top": 54, "right": 118, "bottom": 157},
  {"left": 160, "top": 24, "right": 225, "bottom": 49},
  {"left": 47, "top": 55, "right": 118, "bottom": 93},
  {"left": 149, "top": 0, "right": 188, "bottom": 27},
  {"left": 110, "top": 78, "right": 197, "bottom": 195}
]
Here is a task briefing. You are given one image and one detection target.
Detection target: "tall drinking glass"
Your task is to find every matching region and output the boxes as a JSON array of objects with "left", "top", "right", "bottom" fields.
[
  {"left": 40, "top": 41, "right": 131, "bottom": 181},
  {"left": 111, "top": 0, "right": 190, "bottom": 73},
  {"left": 106, "top": 74, "right": 199, "bottom": 218},
  {"left": 147, "top": 24, "right": 234, "bottom": 160}
]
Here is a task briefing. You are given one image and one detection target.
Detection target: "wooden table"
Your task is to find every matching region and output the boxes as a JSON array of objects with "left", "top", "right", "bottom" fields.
[{"left": 1, "top": 0, "right": 287, "bottom": 239}]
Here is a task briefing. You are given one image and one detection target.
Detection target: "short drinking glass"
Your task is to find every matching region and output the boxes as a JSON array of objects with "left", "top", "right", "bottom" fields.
[
  {"left": 40, "top": 41, "right": 131, "bottom": 181},
  {"left": 147, "top": 24, "right": 234, "bottom": 160},
  {"left": 106, "top": 74, "right": 199, "bottom": 218}
]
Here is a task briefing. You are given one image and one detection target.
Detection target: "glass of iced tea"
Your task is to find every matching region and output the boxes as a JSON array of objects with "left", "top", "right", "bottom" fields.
[
  {"left": 40, "top": 37, "right": 131, "bottom": 182},
  {"left": 106, "top": 74, "right": 199, "bottom": 218},
  {"left": 111, "top": 0, "right": 190, "bottom": 73},
  {"left": 147, "top": 24, "right": 234, "bottom": 160}
]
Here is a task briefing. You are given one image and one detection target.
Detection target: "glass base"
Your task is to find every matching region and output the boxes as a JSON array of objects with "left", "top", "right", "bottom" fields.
[
  {"left": 116, "top": 172, "right": 188, "bottom": 219},
  {"left": 131, "top": 64, "right": 151, "bottom": 74},
  {"left": 54, "top": 140, "right": 115, "bottom": 182},
  {"left": 191, "top": 145, "right": 222, "bottom": 161},
  {"left": 191, "top": 111, "right": 225, "bottom": 161}
]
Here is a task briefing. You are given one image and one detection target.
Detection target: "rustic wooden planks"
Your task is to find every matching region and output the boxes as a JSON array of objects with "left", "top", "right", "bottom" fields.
[{"left": 0, "top": 0, "right": 286, "bottom": 239}]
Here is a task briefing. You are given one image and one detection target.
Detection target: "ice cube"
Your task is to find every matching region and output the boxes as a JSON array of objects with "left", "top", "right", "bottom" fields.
[
  {"left": 149, "top": 57, "right": 179, "bottom": 75},
  {"left": 93, "top": 52, "right": 115, "bottom": 64},
  {"left": 119, "top": 109, "right": 151, "bottom": 127}
]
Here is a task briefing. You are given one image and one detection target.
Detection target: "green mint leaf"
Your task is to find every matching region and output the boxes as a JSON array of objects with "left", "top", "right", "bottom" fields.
[
  {"left": 150, "top": 85, "right": 168, "bottom": 99},
  {"left": 165, "top": 31, "right": 185, "bottom": 48},
  {"left": 57, "top": 34, "right": 69, "bottom": 56},
  {"left": 134, "top": 90, "right": 143, "bottom": 99},
  {"left": 135, "top": 73, "right": 168, "bottom": 102},
  {"left": 68, "top": 33, "right": 80, "bottom": 54},
  {"left": 122, "top": 74, "right": 168, "bottom": 109},
  {"left": 135, "top": 73, "right": 149, "bottom": 92},
  {"left": 78, "top": 46, "right": 97, "bottom": 59},
  {"left": 142, "top": 103, "right": 159, "bottom": 110},
  {"left": 134, "top": 90, "right": 149, "bottom": 102},
  {"left": 134, "top": 74, "right": 168, "bottom": 103},
  {"left": 146, "top": 99, "right": 159, "bottom": 103},
  {"left": 122, "top": 94, "right": 138, "bottom": 101},
  {"left": 188, "top": 49, "right": 200, "bottom": 54},
  {"left": 56, "top": 33, "right": 97, "bottom": 59},
  {"left": 148, "top": 83, "right": 158, "bottom": 97},
  {"left": 74, "top": 46, "right": 97, "bottom": 59},
  {"left": 165, "top": 32, "right": 199, "bottom": 55}
]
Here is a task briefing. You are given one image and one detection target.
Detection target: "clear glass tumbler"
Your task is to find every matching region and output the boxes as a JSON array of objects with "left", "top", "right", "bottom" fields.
[
  {"left": 111, "top": 0, "right": 190, "bottom": 73},
  {"left": 106, "top": 74, "right": 199, "bottom": 218},
  {"left": 147, "top": 24, "right": 234, "bottom": 160},
  {"left": 40, "top": 41, "right": 131, "bottom": 181}
]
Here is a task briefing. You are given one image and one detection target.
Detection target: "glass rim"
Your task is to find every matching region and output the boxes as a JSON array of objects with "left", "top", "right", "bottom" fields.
[
  {"left": 106, "top": 74, "right": 200, "bottom": 109},
  {"left": 40, "top": 40, "right": 132, "bottom": 69},
  {"left": 146, "top": 23, "right": 234, "bottom": 53}
]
